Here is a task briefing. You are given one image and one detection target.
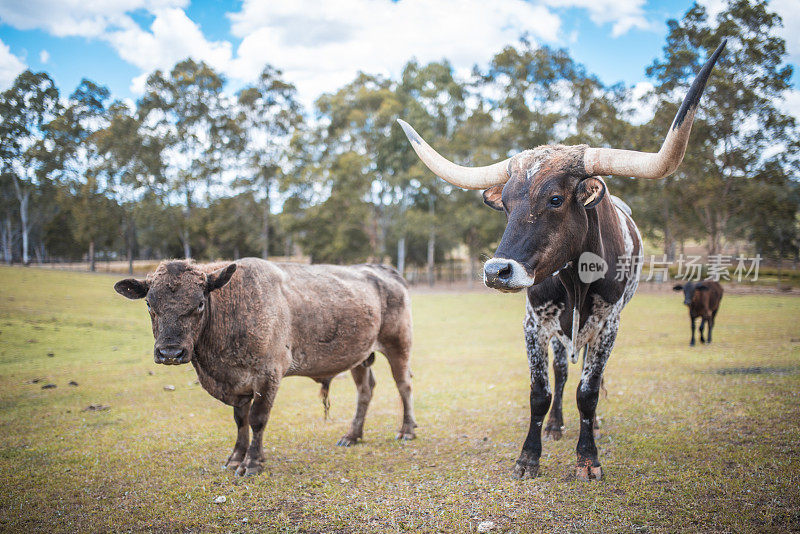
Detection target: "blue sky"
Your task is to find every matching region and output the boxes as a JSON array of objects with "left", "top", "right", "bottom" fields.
[{"left": 0, "top": 0, "right": 797, "bottom": 115}]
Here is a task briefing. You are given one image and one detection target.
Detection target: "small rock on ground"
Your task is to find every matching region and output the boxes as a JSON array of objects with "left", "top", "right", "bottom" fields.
[
  {"left": 213, "top": 496, "right": 227, "bottom": 504},
  {"left": 477, "top": 521, "right": 495, "bottom": 533},
  {"left": 163, "top": 385, "right": 175, "bottom": 391}
]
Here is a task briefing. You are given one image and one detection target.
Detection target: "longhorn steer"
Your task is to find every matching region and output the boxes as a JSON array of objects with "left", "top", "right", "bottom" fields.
[
  {"left": 114, "top": 258, "right": 416, "bottom": 476},
  {"left": 399, "top": 42, "right": 725, "bottom": 480},
  {"left": 673, "top": 280, "right": 724, "bottom": 346}
]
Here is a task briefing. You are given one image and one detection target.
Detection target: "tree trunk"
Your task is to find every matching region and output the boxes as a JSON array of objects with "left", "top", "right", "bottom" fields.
[
  {"left": 182, "top": 190, "right": 192, "bottom": 259},
  {"left": 127, "top": 215, "right": 135, "bottom": 276},
  {"left": 89, "top": 240, "right": 96, "bottom": 272},
  {"left": 182, "top": 229, "right": 191, "bottom": 259},
  {"left": 262, "top": 179, "right": 271, "bottom": 259},
  {"left": 19, "top": 190, "right": 30, "bottom": 265},
  {"left": 397, "top": 236, "right": 406, "bottom": 278},
  {"left": 662, "top": 196, "right": 675, "bottom": 261},
  {"left": 1, "top": 214, "right": 11, "bottom": 264},
  {"left": 467, "top": 251, "right": 476, "bottom": 287},
  {"left": 426, "top": 196, "right": 435, "bottom": 287}
]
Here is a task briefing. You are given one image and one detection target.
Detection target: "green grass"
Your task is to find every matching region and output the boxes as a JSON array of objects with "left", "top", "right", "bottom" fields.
[{"left": 0, "top": 266, "right": 799, "bottom": 533}]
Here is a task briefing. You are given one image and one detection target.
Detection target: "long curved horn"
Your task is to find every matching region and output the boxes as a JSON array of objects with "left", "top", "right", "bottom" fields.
[
  {"left": 583, "top": 40, "right": 726, "bottom": 180},
  {"left": 397, "top": 119, "right": 510, "bottom": 189}
]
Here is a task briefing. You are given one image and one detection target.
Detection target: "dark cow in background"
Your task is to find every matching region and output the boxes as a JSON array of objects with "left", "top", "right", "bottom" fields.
[
  {"left": 398, "top": 41, "right": 725, "bottom": 480},
  {"left": 673, "top": 280, "right": 723, "bottom": 346},
  {"left": 114, "top": 258, "right": 416, "bottom": 476}
]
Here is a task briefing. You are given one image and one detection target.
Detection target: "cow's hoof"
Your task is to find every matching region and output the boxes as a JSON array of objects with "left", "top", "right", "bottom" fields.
[
  {"left": 396, "top": 430, "right": 416, "bottom": 441},
  {"left": 575, "top": 460, "right": 603, "bottom": 481},
  {"left": 511, "top": 461, "right": 539, "bottom": 480},
  {"left": 689, "top": 341, "right": 695, "bottom": 347},
  {"left": 224, "top": 460, "right": 241, "bottom": 471},
  {"left": 336, "top": 435, "right": 359, "bottom": 447},
  {"left": 235, "top": 461, "right": 264, "bottom": 477},
  {"left": 543, "top": 426, "right": 563, "bottom": 441},
  {"left": 224, "top": 452, "right": 246, "bottom": 471}
]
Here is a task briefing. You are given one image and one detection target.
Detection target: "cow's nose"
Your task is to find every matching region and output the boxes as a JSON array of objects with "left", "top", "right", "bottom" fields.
[
  {"left": 484, "top": 260, "right": 513, "bottom": 288},
  {"left": 157, "top": 346, "right": 186, "bottom": 361}
]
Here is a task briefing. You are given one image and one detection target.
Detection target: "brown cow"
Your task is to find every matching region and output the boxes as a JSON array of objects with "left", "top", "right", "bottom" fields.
[
  {"left": 114, "top": 258, "right": 416, "bottom": 476},
  {"left": 673, "top": 280, "right": 723, "bottom": 346}
]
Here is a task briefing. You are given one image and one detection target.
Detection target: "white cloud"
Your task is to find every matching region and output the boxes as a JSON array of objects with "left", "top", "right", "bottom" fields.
[
  {"left": 39, "top": 49, "right": 50, "bottom": 63},
  {"left": 102, "top": 8, "right": 233, "bottom": 92},
  {"left": 779, "top": 88, "right": 800, "bottom": 122},
  {"left": 542, "top": 0, "right": 652, "bottom": 37},
  {"left": 629, "top": 81, "right": 656, "bottom": 125},
  {"left": 0, "top": 39, "right": 26, "bottom": 90},
  {"left": 771, "top": 0, "right": 800, "bottom": 75},
  {"left": 226, "top": 0, "right": 563, "bottom": 106},
  {"left": 0, "top": 0, "right": 188, "bottom": 38}
]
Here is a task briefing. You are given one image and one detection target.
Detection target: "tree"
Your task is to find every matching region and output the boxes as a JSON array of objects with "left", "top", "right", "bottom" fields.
[
  {"left": 47, "top": 79, "right": 119, "bottom": 270},
  {"left": 0, "top": 70, "right": 60, "bottom": 264},
  {"left": 237, "top": 66, "right": 303, "bottom": 259},
  {"left": 138, "top": 60, "right": 233, "bottom": 258},
  {"left": 647, "top": 0, "right": 798, "bottom": 255},
  {"left": 397, "top": 60, "right": 468, "bottom": 284},
  {"left": 92, "top": 101, "right": 164, "bottom": 273}
]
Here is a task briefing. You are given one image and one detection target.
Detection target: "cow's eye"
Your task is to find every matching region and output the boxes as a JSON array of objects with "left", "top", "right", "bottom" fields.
[
  {"left": 197, "top": 301, "right": 205, "bottom": 313},
  {"left": 549, "top": 195, "right": 564, "bottom": 207}
]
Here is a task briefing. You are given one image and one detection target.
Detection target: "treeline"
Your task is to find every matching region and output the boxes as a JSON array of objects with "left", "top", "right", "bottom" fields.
[{"left": 1, "top": 0, "right": 798, "bottom": 278}]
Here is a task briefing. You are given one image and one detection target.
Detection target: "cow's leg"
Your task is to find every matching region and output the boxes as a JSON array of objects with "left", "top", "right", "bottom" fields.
[
  {"left": 544, "top": 339, "right": 568, "bottom": 441},
  {"left": 699, "top": 316, "right": 706, "bottom": 344},
  {"left": 384, "top": 343, "right": 417, "bottom": 440},
  {"left": 236, "top": 374, "right": 280, "bottom": 477},
  {"left": 337, "top": 364, "right": 376, "bottom": 447},
  {"left": 575, "top": 319, "right": 617, "bottom": 481},
  {"left": 689, "top": 315, "right": 697, "bottom": 346},
  {"left": 224, "top": 399, "right": 251, "bottom": 470},
  {"left": 512, "top": 327, "right": 551, "bottom": 479},
  {"left": 708, "top": 310, "right": 717, "bottom": 343}
]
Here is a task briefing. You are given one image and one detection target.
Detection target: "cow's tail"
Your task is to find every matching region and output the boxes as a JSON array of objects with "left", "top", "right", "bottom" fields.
[{"left": 319, "top": 378, "right": 332, "bottom": 420}]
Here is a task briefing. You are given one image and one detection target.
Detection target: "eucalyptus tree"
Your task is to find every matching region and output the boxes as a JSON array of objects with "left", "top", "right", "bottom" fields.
[
  {"left": 396, "top": 60, "right": 468, "bottom": 284},
  {"left": 236, "top": 65, "right": 303, "bottom": 259},
  {"left": 0, "top": 70, "right": 60, "bottom": 264},
  {"left": 138, "top": 59, "right": 234, "bottom": 259},
  {"left": 46, "top": 79, "right": 119, "bottom": 270},
  {"left": 93, "top": 101, "right": 164, "bottom": 274},
  {"left": 302, "top": 72, "right": 402, "bottom": 263},
  {"left": 647, "top": 0, "right": 797, "bottom": 255}
]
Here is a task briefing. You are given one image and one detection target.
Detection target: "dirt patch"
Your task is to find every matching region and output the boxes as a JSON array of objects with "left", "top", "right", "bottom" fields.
[{"left": 715, "top": 366, "right": 798, "bottom": 376}]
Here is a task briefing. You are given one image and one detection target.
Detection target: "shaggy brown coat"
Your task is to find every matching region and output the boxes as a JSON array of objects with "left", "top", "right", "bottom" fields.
[{"left": 115, "top": 258, "right": 415, "bottom": 476}]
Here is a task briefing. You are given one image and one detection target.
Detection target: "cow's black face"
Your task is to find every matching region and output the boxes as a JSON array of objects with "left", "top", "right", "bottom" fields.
[
  {"left": 481, "top": 150, "right": 604, "bottom": 292},
  {"left": 114, "top": 262, "right": 236, "bottom": 365},
  {"left": 673, "top": 282, "right": 708, "bottom": 306}
]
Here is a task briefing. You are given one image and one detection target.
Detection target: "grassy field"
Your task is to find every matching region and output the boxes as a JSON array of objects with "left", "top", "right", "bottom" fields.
[{"left": 0, "top": 266, "right": 798, "bottom": 533}]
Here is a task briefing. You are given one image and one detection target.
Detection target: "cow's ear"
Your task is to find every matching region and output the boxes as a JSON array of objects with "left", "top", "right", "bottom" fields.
[
  {"left": 696, "top": 284, "right": 709, "bottom": 291},
  {"left": 482, "top": 184, "right": 504, "bottom": 211},
  {"left": 115, "top": 279, "right": 149, "bottom": 299},
  {"left": 206, "top": 263, "right": 237, "bottom": 292},
  {"left": 673, "top": 284, "right": 684, "bottom": 291},
  {"left": 576, "top": 177, "right": 606, "bottom": 209}
]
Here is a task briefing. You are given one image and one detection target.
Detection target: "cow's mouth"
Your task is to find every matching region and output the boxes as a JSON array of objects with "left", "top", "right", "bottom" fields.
[{"left": 154, "top": 348, "right": 192, "bottom": 365}]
